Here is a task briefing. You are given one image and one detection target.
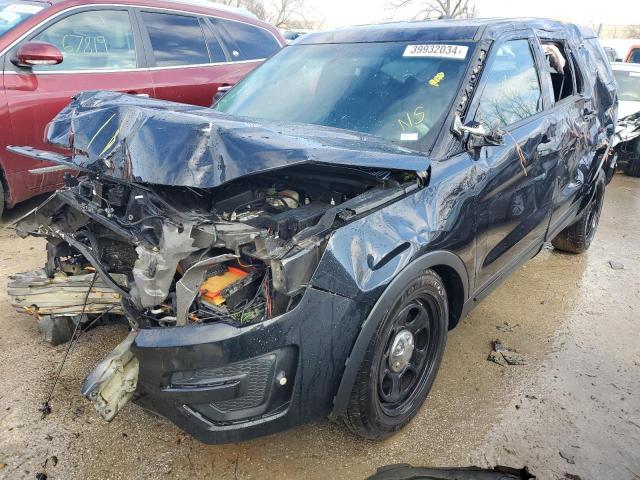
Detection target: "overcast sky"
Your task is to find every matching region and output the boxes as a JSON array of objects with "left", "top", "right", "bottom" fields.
[{"left": 307, "top": 0, "right": 640, "bottom": 29}]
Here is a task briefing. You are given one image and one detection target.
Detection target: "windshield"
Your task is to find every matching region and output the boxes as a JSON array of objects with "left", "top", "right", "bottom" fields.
[
  {"left": 215, "top": 42, "right": 473, "bottom": 148},
  {"left": 0, "top": 1, "right": 44, "bottom": 37},
  {"left": 614, "top": 70, "right": 640, "bottom": 102}
]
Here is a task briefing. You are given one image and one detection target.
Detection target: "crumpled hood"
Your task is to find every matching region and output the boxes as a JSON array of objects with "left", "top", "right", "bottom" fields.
[{"left": 45, "top": 91, "right": 431, "bottom": 188}]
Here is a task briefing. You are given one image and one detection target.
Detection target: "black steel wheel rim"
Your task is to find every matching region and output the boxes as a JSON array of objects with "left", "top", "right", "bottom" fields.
[{"left": 377, "top": 294, "right": 441, "bottom": 417}]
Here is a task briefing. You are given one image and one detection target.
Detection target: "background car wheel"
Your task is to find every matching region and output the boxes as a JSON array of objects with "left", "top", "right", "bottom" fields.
[
  {"left": 343, "top": 269, "right": 448, "bottom": 440},
  {"left": 552, "top": 171, "right": 605, "bottom": 254}
]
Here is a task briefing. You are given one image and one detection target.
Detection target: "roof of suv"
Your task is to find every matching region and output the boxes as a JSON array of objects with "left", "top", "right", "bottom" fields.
[{"left": 297, "top": 17, "right": 592, "bottom": 45}]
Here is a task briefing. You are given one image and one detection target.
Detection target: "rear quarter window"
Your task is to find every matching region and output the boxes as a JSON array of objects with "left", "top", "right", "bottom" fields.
[
  {"left": 584, "top": 38, "right": 616, "bottom": 85},
  {"left": 212, "top": 18, "right": 280, "bottom": 61}
]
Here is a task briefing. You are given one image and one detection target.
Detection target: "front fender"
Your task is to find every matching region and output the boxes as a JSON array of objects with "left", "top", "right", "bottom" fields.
[{"left": 328, "top": 249, "right": 469, "bottom": 421}]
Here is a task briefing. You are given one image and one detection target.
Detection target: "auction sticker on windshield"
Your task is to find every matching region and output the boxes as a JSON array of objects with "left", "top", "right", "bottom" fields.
[{"left": 403, "top": 44, "right": 468, "bottom": 59}]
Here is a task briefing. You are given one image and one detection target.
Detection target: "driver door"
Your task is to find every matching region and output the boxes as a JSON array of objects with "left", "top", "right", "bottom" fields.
[{"left": 470, "top": 37, "right": 557, "bottom": 294}]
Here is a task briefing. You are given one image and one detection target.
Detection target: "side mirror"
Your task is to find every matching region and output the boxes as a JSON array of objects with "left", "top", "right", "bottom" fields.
[
  {"left": 13, "top": 41, "right": 63, "bottom": 68},
  {"left": 451, "top": 112, "right": 504, "bottom": 149}
]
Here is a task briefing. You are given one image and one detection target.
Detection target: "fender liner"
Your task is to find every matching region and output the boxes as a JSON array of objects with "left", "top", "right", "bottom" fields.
[{"left": 328, "top": 250, "right": 469, "bottom": 420}]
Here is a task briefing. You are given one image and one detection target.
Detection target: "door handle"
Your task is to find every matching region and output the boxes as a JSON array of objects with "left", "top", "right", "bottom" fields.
[
  {"left": 212, "top": 85, "right": 234, "bottom": 105},
  {"left": 540, "top": 134, "right": 552, "bottom": 144},
  {"left": 583, "top": 108, "right": 596, "bottom": 118}
]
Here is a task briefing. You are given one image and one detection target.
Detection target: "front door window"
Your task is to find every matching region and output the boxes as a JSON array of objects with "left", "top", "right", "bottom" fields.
[{"left": 33, "top": 9, "right": 137, "bottom": 71}]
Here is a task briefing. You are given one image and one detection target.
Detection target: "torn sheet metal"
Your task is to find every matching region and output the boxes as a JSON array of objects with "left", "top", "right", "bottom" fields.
[
  {"left": 81, "top": 331, "right": 139, "bottom": 421},
  {"left": 130, "top": 222, "right": 198, "bottom": 309},
  {"left": 41, "top": 91, "right": 431, "bottom": 188}
]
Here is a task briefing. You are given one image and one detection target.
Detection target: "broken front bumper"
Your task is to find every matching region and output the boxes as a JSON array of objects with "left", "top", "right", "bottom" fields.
[{"left": 126, "top": 287, "right": 363, "bottom": 444}]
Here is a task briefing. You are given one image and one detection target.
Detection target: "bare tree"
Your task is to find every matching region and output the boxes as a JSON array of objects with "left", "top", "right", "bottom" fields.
[
  {"left": 387, "top": 0, "right": 476, "bottom": 21},
  {"left": 210, "top": 0, "right": 322, "bottom": 29},
  {"left": 214, "top": 0, "right": 267, "bottom": 19},
  {"left": 267, "top": 0, "right": 308, "bottom": 28}
]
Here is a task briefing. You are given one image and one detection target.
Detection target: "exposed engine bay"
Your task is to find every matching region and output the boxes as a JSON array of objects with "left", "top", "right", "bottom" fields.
[
  {"left": 7, "top": 90, "right": 429, "bottom": 427},
  {"left": 13, "top": 164, "right": 419, "bottom": 330}
]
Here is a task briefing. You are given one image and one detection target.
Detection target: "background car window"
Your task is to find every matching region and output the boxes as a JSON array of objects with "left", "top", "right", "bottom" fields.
[
  {"left": 613, "top": 70, "right": 640, "bottom": 102},
  {"left": 629, "top": 49, "right": 640, "bottom": 63},
  {"left": 141, "top": 12, "right": 210, "bottom": 67},
  {"left": 214, "top": 18, "right": 280, "bottom": 61},
  {"left": 201, "top": 18, "right": 226, "bottom": 63},
  {"left": 476, "top": 39, "right": 542, "bottom": 128},
  {"left": 33, "top": 10, "right": 136, "bottom": 71}
]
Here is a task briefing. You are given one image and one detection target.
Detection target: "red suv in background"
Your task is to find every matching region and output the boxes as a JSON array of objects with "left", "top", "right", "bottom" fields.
[{"left": 0, "top": 0, "right": 284, "bottom": 215}]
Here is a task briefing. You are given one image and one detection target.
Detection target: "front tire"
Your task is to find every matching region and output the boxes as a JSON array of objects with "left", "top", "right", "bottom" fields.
[
  {"left": 552, "top": 171, "right": 605, "bottom": 254},
  {"left": 343, "top": 269, "right": 448, "bottom": 440}
]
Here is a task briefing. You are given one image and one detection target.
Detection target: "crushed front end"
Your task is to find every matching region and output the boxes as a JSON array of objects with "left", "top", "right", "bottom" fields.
[{"left": 8, "top": 91, "right": 428, "bottom": 442}]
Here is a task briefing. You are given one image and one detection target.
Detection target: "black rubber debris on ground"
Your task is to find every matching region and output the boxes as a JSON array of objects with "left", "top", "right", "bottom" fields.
[{"left": 367, "top": 463, "right": 535, "bottom": 479}]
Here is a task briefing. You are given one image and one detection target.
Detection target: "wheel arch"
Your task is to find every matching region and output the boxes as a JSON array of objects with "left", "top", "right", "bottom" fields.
[{"left": 329, "top": 250, "right": 469, "bottom": 420}]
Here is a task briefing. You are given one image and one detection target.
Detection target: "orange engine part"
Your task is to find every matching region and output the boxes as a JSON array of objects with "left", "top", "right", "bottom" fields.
[{"left": 199, "top": 266, "right": 248, "bottom": 306}]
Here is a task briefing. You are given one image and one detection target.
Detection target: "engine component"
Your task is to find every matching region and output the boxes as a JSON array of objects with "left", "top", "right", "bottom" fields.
[
  {"left": 99, "top": 239, "right": 138, "bottom": 274},
  {"left": 200, "top": 266, "right": 248, "bottom": 307},
  {"left": 106, "top": 183, "right": 130, "bottom": 208},
  {"left": 245, "top": 202, "right": 328, "bottom": 240},
  {"left": 267, "top": 189, "right": 300, "bottom": 209}
]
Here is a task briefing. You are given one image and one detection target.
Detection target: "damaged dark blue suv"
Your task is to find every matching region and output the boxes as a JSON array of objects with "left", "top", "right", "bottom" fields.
[{"left": 9, "top": 18, "right": 617, "bottom": 443}]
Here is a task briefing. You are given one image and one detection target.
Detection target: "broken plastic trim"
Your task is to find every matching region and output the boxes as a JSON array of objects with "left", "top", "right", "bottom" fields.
[{"left": 81, "top": 331, "right": 139, "bottom": 421}]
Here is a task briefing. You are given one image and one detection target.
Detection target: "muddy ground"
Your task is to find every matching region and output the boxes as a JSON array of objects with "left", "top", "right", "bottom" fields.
[{"left": 0, "top": 174, "right": 638, "bottom": 480}]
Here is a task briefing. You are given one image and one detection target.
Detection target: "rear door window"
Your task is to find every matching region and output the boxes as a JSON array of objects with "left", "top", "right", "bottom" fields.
[
  {"left": 140, "top": 11, "right": 210, "bottom": 67},
  {"left": 541, "top": 41, "right": 583, "bottom": 102},
  {"left": 199, "top": 18, "right": 226, "bottom": 63},
  {"left": 212, "top": 18, "right": 280, "bottom": 61},
  {"left": 476, "top": 39, "right": 543, "bottom": 128},
  {"left": 33, "top": 9, "right": 137, "bottom": 71}
]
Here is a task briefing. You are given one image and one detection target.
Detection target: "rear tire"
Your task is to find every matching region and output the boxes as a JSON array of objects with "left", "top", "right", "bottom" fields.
[
  {"left": 343, "top": 269, "right": 448, "bottom": 440},
  {"left": 551, "top": 171, "right": 605, "bottom": 254}
]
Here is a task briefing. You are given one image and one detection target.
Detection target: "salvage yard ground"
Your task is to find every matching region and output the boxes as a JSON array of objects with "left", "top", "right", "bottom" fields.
[{"left": 1, "top": 174, "right": 639, "bottom": 480}]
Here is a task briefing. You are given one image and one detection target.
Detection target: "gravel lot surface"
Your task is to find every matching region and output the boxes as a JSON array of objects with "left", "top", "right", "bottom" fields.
[{"left": 0, "top": 174, "right": 638, "bottom": 480}]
